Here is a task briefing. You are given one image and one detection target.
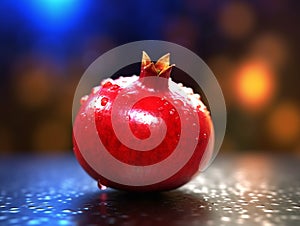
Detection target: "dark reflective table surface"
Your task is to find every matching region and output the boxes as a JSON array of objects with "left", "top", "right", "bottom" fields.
[{"left": 0, "top": 153, "right": 299, "bottom": 226}]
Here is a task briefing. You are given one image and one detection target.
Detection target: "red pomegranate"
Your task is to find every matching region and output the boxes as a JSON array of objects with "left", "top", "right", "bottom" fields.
[{"left": 73, "top": 52, "right": 214, "bottom": 192}]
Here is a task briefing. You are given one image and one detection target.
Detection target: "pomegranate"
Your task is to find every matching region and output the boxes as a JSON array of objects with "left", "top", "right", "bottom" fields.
[{"left": 73, "top": 52, "right": 214, "bottom": 192}]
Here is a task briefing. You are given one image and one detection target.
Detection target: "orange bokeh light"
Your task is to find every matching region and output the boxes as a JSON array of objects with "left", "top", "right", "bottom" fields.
[
  {"left": 266, "top": 103, "right": 300, "bottom": 147},
  {"left": 234, "top": 60, "right": 276, "bottom": 111}
]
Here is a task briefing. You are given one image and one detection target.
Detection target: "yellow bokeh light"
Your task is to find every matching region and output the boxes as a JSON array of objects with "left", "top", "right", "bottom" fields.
[{"left": 235, "top": 61, "right": 275, "bottom": 111}]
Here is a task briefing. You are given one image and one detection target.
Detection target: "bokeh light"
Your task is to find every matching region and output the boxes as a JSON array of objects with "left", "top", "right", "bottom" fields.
[
  {"left": 234, "top": 60, "right": 276, "bottom": 112},
  {"left": 208, "top": 55, "right": 235, "bottom": 106},
  {"left": 266, "top": 102, "right": 300, "bottom": 148},
  {"left": 13, "top": 63, "right": 55, "bottom": 108},
  {"left": 33, "top": 118, "right": 71, "bottom": 151},
  {"left": 218, "top": 1, "right": 255, "bottom": 40},
  {"left": 248, "top": 33, "right": 288, "bottom": 69},
  {"left": 163, "top": 16, "right": 198, "bottom": 50},
  {"left": 17, "top": 0, "right": 87, "bottom": 32}
]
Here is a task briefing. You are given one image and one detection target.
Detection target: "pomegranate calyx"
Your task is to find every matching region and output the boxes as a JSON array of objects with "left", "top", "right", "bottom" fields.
[{"left": 140, "top": 51, "right": 175, "bottom": 79}]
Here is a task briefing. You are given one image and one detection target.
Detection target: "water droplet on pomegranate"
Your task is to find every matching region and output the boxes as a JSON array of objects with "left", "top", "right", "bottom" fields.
[
  {"left": 103, "top": 81, "right": 112, "bottom": 88},
  {"left": 101, "top": 97, "right": 108, "bottom": 106},
  {"left": 97, "top": 180, "right": 107, "bottom": 190},
  {"left": 169, "top": 108, "right": 175, "bottom": 115},
  {"left": 192, "top": 123, "right": 197, "bottom": 127},
  {"left": 174, "top": 100, "right": 184, "bottom": 107},
  {"left": 164, "top": 101, "right": 169, "bottom": 106},
  {"left": 158, "top": 106, "right": 164, "bottom": 111},
  {"left": 110, "top": 84, "right": 120, "bottom": 90},
  {"left": 80, "top": 95, "right": 89, "bottom": 105},
  {"left": 80, "top": 113, "right": 87, "bottom": 120}
]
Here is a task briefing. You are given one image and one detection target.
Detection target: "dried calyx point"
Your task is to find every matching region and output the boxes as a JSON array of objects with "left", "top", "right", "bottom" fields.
[{"left": 140, "top": 51, "right": 175, "bottom": 79}]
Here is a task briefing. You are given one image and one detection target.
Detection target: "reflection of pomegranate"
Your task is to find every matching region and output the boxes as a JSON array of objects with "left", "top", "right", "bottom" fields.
[{"left": 73, "top": 52, "right": 214, "bottom": 192}]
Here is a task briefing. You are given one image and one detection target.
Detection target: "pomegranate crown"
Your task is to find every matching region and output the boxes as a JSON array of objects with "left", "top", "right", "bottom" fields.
[{"left": 140, "top": 51, "right": 175, "bottom": 79}]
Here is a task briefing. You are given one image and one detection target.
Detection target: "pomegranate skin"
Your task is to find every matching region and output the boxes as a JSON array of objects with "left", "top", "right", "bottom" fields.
[{"left": 73, "top": 52, "right": 214, "bottom": 192}]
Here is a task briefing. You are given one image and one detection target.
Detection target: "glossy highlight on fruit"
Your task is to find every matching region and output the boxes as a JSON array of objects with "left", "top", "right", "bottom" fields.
[{"left": 73, "top": 52, "right": 214, "bottom": 192}]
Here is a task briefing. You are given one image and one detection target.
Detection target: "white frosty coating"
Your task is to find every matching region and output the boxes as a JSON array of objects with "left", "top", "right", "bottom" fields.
[
  {"left": 105, "top": 76, "right": 207, "bottom": 113},
  {"left": 100, "top": 76, "right": 139, "bottom": 88},
  {"left": 89, "top": 75, "right": 208, "bottom": 114},
  {"left": 92, "top": 86, "right": 101, "bottom": 94}
]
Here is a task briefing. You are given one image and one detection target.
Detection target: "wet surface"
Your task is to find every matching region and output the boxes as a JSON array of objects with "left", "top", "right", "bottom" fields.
[{"left": 0, "top": 153, "right": 299, "bottom": 226}]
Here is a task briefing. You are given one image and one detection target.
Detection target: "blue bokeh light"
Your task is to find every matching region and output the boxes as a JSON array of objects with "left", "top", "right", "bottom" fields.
[{"left": 18, "top": 0, "right": 88, "bottom": 32}]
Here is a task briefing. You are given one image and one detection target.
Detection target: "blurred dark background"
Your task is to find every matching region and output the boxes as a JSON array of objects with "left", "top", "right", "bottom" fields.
[{"left": 0, "top": 0, "right": 299, "bottom": 154}]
